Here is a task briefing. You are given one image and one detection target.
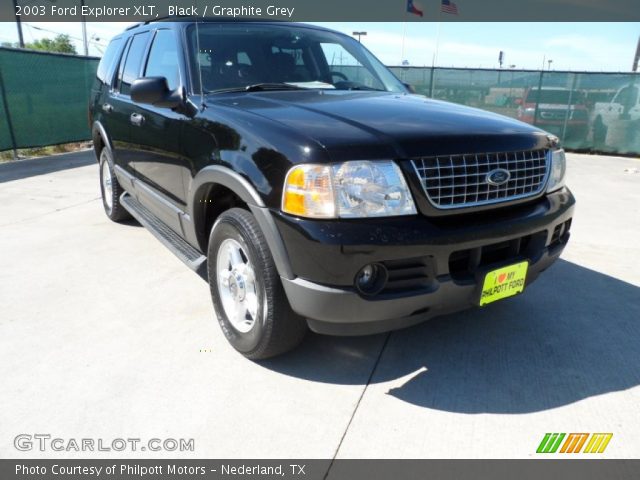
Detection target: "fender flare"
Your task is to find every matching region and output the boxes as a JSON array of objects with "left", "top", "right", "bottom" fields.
[
  {"left": 92, "top": 121, "right": 113, "bottom": 159},
  {"left": 189, "top": 165, "right": 294, "bottom": 280}
]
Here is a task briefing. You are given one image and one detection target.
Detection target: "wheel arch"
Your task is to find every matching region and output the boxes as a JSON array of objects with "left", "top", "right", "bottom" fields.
[
  {"left": 189, "top": 166, "right": 294, "bottom": 280},
  {"left": 92, "top": 121, "right": 113, "bottom": 161}
]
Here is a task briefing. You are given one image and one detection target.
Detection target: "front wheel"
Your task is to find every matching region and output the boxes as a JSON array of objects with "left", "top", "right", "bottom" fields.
[{"left": 207, "top": 208, "right": 307, "bottom": 359}]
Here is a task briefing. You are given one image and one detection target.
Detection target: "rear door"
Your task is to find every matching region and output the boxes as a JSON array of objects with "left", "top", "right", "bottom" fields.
[{"left": 108, "top": 31, "right": 151, "bottom": 176}]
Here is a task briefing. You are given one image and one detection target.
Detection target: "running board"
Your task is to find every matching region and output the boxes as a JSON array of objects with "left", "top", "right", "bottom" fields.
[{"left": 120, "top": 193, "right": 207, "bottom": 278}]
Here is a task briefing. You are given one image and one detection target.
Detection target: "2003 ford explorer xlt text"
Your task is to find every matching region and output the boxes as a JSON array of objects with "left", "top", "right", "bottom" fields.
[{"left": 89, "top": 20, "right": 575, "bottom": 359}]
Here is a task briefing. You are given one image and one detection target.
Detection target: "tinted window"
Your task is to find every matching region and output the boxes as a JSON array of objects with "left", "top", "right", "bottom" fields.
[
  {"left": 120, "top": 32, "right": 150, "bottom": 95},
  {"left": 187, "top": 24, "right": 405, "bottom": 94},
  {"left": 144, "top": 30, "right": 180, "bottom": 91},
  {"left": 97, "top": 38, "right": 122, "bottom": 84}
]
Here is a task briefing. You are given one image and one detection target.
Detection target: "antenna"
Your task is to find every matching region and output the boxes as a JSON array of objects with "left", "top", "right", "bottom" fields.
[{"left": 195, "top": 15, "right": 205, "bottom": 110}]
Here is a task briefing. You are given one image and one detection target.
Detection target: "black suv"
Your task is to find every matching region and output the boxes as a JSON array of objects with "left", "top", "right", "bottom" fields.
[{"left": 90, "top": 20, "right": 575, "bottom": 359}]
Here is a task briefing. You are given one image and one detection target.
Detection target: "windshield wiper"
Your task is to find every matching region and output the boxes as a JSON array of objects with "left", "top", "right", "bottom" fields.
[
  {"left": 210, "top": 83, "right": 306, "bottom": 94},
  {"left": 244, "top": 83, "right": 306, "bottom": 92},
  {"left": 344, "top": 85, "right": 385, "bottom": 91}
]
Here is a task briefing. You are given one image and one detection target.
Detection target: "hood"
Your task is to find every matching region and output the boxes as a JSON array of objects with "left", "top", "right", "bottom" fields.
[{"left": 210, "top": 90, "right": 551, "bottom": 161}]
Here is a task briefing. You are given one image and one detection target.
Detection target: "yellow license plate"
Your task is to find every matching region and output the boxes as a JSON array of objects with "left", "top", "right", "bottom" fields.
[{"left": 479, "top": 261, "right": 529, "bottom": 306}]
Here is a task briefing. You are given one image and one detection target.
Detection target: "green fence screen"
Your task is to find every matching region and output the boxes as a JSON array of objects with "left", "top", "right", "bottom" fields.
[
  {"left": 0, "top": 47, "right": 98, "bottom": 152},
  {"left": 338, "top": 65, "right": 640, "bottom": 155},
  {"left": 390, "top": 67, "right": 640, "bottom": 155},
  {"left": 1, "top": 47, "right": 639, "bottom": 156}
]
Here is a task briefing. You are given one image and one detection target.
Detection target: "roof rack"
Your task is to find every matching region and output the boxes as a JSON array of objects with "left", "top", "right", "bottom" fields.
[{"left": 144, "top": 15, "right": 192, "bottom": 24}]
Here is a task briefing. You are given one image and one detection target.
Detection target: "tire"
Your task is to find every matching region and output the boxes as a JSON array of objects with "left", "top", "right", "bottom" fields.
[
  {"left": 207, "top": 208, "right": 307, "bottom": 359},
  {"left": 99, "top": 148, "right": 131, "bottom": 222}
]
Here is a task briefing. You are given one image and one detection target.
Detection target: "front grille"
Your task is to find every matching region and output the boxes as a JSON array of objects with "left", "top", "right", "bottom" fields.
[{"left": 412, "top": 149, "right": 550, "bottom": 209}]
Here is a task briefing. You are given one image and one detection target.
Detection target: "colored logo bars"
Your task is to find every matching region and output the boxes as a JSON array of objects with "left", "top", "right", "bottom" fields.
[{"left": 536, "top": 433, "right": 613, "bottom": 454}]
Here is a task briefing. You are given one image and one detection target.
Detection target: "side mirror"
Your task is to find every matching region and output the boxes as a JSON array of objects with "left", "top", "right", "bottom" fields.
[
  {"left": 403, "top": 82, "right": 416, "bottom": 94},
  {"left": 131, "top": 77, "right": 181, "bottom": 109}
]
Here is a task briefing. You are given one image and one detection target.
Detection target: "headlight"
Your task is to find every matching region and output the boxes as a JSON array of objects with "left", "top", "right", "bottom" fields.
[
  {"left": 282, "top": 160, "right": 417, "bottom": 219},
  {"left": 546, "top": 149, "right": 566, "bottom": 193}
]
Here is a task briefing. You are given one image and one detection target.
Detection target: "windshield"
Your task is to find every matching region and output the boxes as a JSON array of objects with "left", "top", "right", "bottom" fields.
[{"left": 187, "top": 23, "right": 406, "bottom": 94}]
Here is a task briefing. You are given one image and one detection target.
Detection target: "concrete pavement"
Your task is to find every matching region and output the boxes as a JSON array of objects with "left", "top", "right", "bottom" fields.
[{"left": 0, "top": 151, "right": 638, "bottom": 461}]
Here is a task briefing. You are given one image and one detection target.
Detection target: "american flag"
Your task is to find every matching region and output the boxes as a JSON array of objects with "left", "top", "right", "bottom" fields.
[{"left": 441, "top": 0, "right": 459, "bottom": 15}]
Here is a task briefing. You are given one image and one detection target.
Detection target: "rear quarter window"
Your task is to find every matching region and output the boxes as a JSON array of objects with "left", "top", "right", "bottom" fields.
[{"left": 96, "top": 38, "right": 123, "bottom": 84}]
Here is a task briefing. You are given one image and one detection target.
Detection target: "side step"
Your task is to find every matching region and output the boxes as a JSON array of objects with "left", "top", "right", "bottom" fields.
[{"left": 120, "top": 193, "right": 207, "bottom": 279}]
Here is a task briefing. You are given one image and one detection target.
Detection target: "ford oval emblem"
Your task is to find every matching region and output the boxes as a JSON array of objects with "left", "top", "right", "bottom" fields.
[{"left": 486, "top": 168, "right": 511, "bottom": 186}]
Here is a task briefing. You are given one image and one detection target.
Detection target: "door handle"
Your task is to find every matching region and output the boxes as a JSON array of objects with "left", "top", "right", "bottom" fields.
[
  {"left": 102, "top": 103, "right": 113, "bottom": 113},
  {"left": 130, "top": 113, "right": 145, "bottom": 126}
]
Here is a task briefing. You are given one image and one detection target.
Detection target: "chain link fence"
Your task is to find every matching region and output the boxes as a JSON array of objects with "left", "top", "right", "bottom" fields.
[
  {"left": 389, "top": 66, "right": 640, "bottom": 155},
  {"left": 1, "top": 47, "right": 639, "bottom": 156},
  {"left": 0, "top": 47, "right": 98, "bottom": 154}
]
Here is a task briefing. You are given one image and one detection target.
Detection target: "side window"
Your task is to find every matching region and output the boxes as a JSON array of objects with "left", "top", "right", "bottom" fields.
[
  {"left": 119, "top": 32, "right": 150, "bottom": 96},
  {"left": 237, "top": 51, "right": 252, "bottom": 66},
  {"left": 113, "top": 37, "right": 131, "bottom": 92},
  {"left": 614, "top": 87, "right": 630, "bottom": 105},
  {"left": 96, "top": 38, "right": 122, "bottom": 84},
  {"left": 320, "top": 42, "right": 382, "bottom": 89},
  {"left": 144, "top": 30, "right": 180, "bottom": 91}
]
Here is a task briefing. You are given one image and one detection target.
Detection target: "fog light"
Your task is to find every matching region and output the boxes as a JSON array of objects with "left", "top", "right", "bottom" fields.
[{"left": 355, "top": 263, "right": 388, "bottom": 296}]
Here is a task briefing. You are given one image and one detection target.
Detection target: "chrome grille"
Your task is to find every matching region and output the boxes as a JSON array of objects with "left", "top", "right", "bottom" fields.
[{"left": 411, "top": 149, "right": 550, "bottom": 209}]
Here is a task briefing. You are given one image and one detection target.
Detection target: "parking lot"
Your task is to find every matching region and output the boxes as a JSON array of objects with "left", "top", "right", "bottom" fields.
[{"left": 1, "top": 151, "right": 639, "bottom": 459}]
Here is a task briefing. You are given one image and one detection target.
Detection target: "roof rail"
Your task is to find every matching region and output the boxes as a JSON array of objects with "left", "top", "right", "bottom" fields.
[{"left": 144, "top": 15, "right": 192, "bottom": 24}]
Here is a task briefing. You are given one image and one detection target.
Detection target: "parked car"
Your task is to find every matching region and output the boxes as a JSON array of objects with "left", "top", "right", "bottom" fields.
[
  {"left": 591, "top": 83, "right": 640, "bottom": 145},
  {"left": 517, "top": 87, "right": 589, "bottom": 141},
  {"left": 89, "top": 20, "right": 575, "bottom": 359}
]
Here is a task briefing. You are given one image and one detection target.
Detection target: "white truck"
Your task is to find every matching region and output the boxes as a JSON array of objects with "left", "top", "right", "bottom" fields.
[{"left": 591, "top": 83, "right": 640, "bottom": 146}]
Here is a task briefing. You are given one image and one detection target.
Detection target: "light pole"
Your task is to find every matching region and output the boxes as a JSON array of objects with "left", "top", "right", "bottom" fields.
[
  {"left": 547, "top": 59, "right": 553, "bottom": 70},
  {"left": 12, "top": 0, "right": 86, "bottom": 54},
  {"left": 12, "top": 0, "right": 25, "bottom": 47},
  {"left": 352, "top": 31, "right": 367, "bottom": 43},
  {"left": 80, "top": 0, "right": 88, "bottom": 55}
]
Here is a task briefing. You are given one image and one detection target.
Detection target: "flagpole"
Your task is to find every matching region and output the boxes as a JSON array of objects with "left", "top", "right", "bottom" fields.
[
  {"left": 431, "top": 5, "right": 443, "bottom": 68},
  {"left": 401, "top": 18, "right": 407, "bottom": 64}
]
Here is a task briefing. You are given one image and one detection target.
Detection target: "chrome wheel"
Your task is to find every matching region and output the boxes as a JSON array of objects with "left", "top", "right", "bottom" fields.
[
  {"left": 216, "top": 238, "right": 259, "bottom": 333},
  {"left": 101, "top": 157, "right": 113, "bottom": 211}
]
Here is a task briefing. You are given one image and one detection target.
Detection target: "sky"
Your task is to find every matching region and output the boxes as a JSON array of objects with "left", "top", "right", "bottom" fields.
[{"left": 0, "top": 21, "right": 638, "bottom": 71}]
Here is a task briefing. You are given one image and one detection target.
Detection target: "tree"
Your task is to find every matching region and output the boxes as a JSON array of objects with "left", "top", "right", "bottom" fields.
[{"left": 25, "top": 34, "right": 77, "bottom": 54}]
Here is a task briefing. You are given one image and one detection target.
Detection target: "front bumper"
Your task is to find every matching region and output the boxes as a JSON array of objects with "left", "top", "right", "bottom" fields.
[{"left": 272, "top": 188, "right": 575, "bottom": 335}]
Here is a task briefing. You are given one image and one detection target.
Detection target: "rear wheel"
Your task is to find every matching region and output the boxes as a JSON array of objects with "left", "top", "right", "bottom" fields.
[
  {"left": 99, "top": 148, "right": 131, "bottom": 222},
  {"left": 207, "top": 208, "right": 307, "bottom": 359}
]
